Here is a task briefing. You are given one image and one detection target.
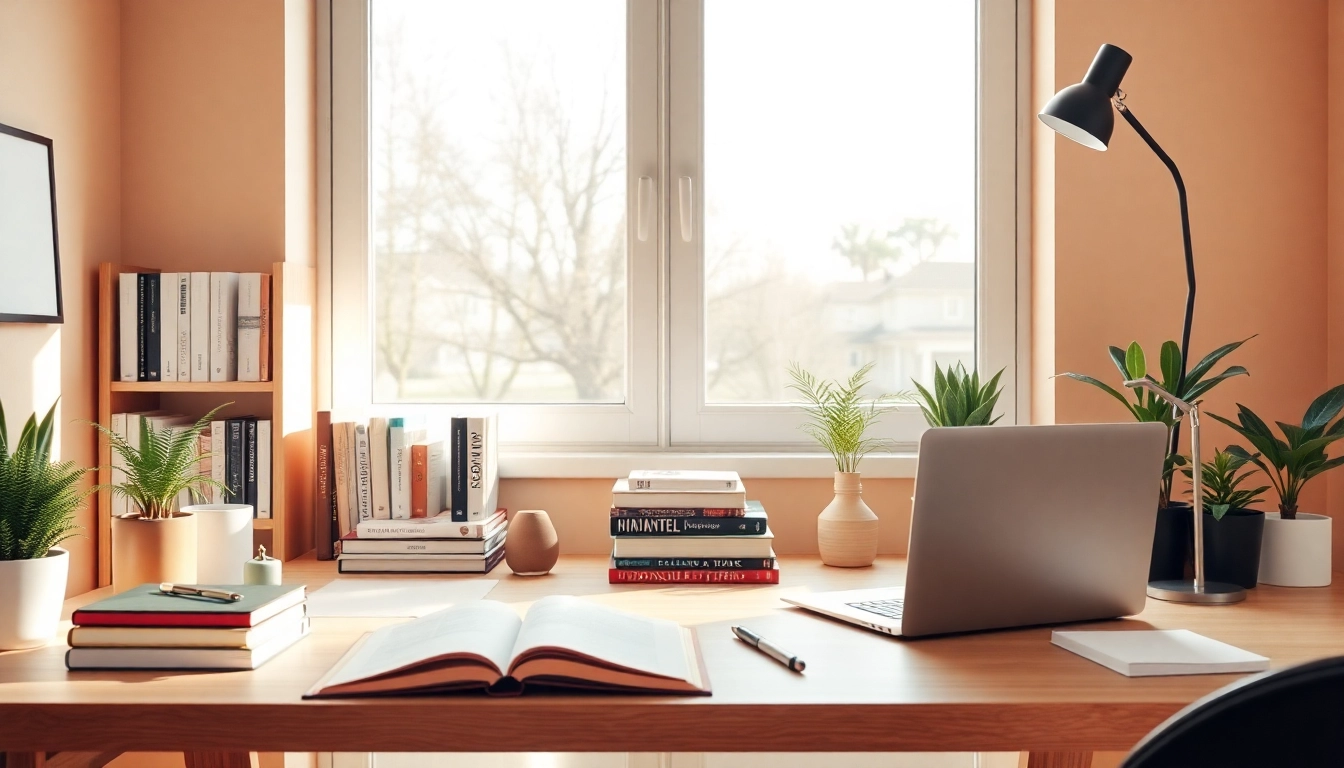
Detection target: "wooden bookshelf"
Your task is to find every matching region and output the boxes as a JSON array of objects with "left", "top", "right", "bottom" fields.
[{"left": 96, "top": 262, "right": 316, "bottom": 587}]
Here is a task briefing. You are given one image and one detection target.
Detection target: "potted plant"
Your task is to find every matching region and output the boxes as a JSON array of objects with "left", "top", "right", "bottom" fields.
[
  {"left": 909, "top": 362, "right": 1005, "bottom": 427},
  {"left": 93, "top": 406, "right": 228, "bottom": 593},
  {"left": 0, "top": 399, "right": 90, "bottom": 650},
  {"left": 1059, "top": 339, "right": 1250, "bottom": 580},
  {"left": 1210, "top": 384, "right": 1344, "bottom": 587},
  {"left": 1182, "top": 448, "right": 1269, "bottom": 589},
  {"left": 787, "top": 361, "right": 895, "bottom": 567}
]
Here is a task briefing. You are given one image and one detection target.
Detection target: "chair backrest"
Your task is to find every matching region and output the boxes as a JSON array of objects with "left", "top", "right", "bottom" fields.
[{"left": 1122, "top": 655, "right": 1344, "bottom": 768}]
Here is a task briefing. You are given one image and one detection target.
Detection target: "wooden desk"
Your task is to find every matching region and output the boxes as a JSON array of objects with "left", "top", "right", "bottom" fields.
[{"left": 1, "top": 555, "right": 1339, "bottom": 768}]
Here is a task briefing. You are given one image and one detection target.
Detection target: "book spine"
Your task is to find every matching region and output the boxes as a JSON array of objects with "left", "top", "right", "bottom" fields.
[
  {"left": 236, "top": 273, "right": 262, "bottom": 382},
  {"left": 210, "top": 272, "right": 238, "bottom": 381},
  {"left": 610, "top": 507, "right": 747, "bottom": 518},
  {"left": 368, "top": 418, "right": 391, "bottom": 520},
  {"left": 450, "top": 417, "right": 467, "bottom": 522},
  {"left": 465, "top": 416, "right": 495, "bottom": 522},
  {"left": 355, "top": 515, "right": 499, "bottom": 539},
  {"left": 630, "top": 478, "right": 741, "bottom": 492},
  {"left": 189, "top": 272, "right": 210, "bottom": 381},
  {"left": 110, "top": 413, "right": 128, "bottom": 517},
  {"left": 425, "top": 442, "right": 447, "bottom": 517},
  {"left": 118, "top": 273, "right": 138, "bottom": 382},
  {"left": 612, "top": 557, "right": 776, "bottom": 570},
  {"left": 159, "top": 272, "right": 177, "bottom": 382},
  {"left": 353, "top": 424, "right": 373, "bottom": 522},
  {"left": 258, "top": 273, "right": 271, "bottom": 382},
  {"left": 144, "top": 273, "right": 160, "bottom": 381},
  {"left": 176, "top": 273, "right": 191, "bottom": 381},
  {"left": 610, "top": 516, "right": 768, "bottom": 536},
  {"left": 608, "top": 568, "right": 779, "bottom": 584},
  {"left": 331, "top": 420, "right": 352, "bottom": 540},
  {"left": 195, "top": 430, "right": 211, "bottom": 506},
  {"left": 314, "top": 411, "right": 335, "bottom": 559},
  {"left": 389, "top": 419, "right": 409, "bottom": 520},
  {"left": 410, "top": 443, "right": 428, "bottom": 518},
  {"left": 210, "top": 420, "right": 226, "bottom": 504},
  {"left": 226, "top": 418, "right": 245, "bottom": 504},
  {"left": 256, "top": 420, "right": 272, "bottom": 519},
  {"left": 339, "top": 538, "right": 494, "bottom": 555},
  {"left": 244, "top": 418, "right": 259, "bottom": 513}
]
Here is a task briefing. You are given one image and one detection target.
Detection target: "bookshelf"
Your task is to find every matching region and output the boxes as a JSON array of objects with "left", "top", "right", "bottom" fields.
[{"left": 96, "top": 262, "right": 316, "bottom": 587}]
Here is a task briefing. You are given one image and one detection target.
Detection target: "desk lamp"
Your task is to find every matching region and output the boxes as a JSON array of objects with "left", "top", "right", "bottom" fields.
[{"left": 1125, "top": 378, "right": 1245, "bottom": 605}]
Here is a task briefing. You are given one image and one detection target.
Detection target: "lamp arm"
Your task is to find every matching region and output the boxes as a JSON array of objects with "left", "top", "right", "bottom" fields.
[{"left": 1118, "top": 104, "right": 1197, "bottom": 460}]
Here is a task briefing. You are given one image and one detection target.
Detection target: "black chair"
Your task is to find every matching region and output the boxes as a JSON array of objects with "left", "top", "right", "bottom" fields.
[{"left": 1121, "top": 655, "right": 1344, "bottom": 767}]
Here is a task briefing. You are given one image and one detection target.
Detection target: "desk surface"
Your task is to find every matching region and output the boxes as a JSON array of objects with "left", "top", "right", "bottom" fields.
[{"left": 0, "top": 555, "right": 1338, "bottom": 754}]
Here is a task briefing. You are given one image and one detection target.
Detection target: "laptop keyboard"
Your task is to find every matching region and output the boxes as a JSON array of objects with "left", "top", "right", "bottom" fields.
[{"left": 848, "top": 598, "right": 905, "bottom": 620}]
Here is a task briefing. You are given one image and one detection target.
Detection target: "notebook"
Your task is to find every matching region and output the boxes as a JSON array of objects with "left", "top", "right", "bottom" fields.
[
  {"left": 305, "top": 596, "right": 710, "bottom": 698},
  {"left": 1051, "top": 629, "right": 1270, "bottom": 677},
  {"left": 67, "top": 618, "right": 310, "bottom": 670},
  {"left": 72, "top": 584, "right": 306, "bottom": 628},
  {"left": 68, "top": 603, "right": 308, "bottom": 649}
]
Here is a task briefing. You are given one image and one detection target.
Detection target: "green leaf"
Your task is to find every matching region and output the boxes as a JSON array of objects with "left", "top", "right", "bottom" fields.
[
  {"left": 1181, "top": 366, "right": 1249, "bottom": 403},
  {"left": 1125, "top": 341, "right": 1146, "bottom": 380},
  {"left": 1159, "top": 341, "right": 1182, "bottom": 392},
  {"left": 1303, "top": 383, "right": 1344, "bottom": 434},
  {"left": 1108, "top": 346, "right": 1130, "bottom": 380},
  {"left": 1184, "top": 337, "right": 1254, "bottom": 391},
  {"left": 1209, "top": 503, "right": 1230, "bottom": 521},
  {"left": 1055, "top": 373, "right": 1140, "bottom": 419}
]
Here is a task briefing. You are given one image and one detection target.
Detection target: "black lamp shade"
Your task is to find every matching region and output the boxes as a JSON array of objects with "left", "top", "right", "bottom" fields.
[{"left": 1038, "top": 43, "right": 1134, "bottom": 151}]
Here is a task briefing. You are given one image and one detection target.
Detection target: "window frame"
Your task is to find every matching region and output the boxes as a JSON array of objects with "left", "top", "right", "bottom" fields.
[{"left": 319, "top": 0, "right": 1030, "bottom": 476}]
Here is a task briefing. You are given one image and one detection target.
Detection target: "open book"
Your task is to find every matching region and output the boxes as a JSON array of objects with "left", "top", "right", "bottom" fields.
[{"left": 305, "top": 596, "right": 710, "bottom": 697}]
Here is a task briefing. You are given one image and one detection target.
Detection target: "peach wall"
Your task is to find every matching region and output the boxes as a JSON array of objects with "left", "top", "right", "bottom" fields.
[
  {"left": 1038, "top": 1, "right": 1330, "bottom": 514},
  {"left": 1331, "top": 0, "right": 1344, "bottom": 568},
  {"left": 0, "top": 0, "right": 121, "bottom": 597}
]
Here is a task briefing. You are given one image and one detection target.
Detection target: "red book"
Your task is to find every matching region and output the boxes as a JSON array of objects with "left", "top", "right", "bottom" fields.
[
  {"left": 608, "top": 568, "right": 779, "bottom": 585},
  {"left": 72, "top": 584, "right": 306, "bottom": 628}
]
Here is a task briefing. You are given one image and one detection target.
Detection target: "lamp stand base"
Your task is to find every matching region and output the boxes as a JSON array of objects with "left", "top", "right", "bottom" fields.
[{"left": 1147, "top": 579, "right": 1246, "bottom": 604}]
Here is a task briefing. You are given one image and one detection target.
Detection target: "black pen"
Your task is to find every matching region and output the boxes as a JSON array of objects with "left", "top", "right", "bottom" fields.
[{"left": 732, "top": 625, "right": 805, "bottom": 673}]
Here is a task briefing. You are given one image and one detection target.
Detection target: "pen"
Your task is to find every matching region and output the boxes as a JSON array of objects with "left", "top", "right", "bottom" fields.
[
  {"left": 731, "top": 625, "right": 805, "bottom": 673},
  {"left": 160, "top": 583, "right": 244, "bottom": 602}
]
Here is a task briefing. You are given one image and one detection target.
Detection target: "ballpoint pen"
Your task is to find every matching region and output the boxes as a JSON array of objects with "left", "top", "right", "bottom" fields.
[
  {"left": 159, "top": 583, "right": 244, "bottom": 602},
  {"left": 732, "top": 625, "right": 805, "bottom": 673}
]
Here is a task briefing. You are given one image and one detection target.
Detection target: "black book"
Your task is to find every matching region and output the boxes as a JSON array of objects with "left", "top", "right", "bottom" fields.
[
  {"left": 244, "top": 417, "right": 259, "bottom": 512},
  {"left": 144, "top": 273, "right": 161, "bottom": 381},
  {"left": 450, "top": 417, "right": 467, "bottom": 522},
  {"left": 611, "top": 557, "right": 777, "bottom": 570},
  {"left": 610, "top": 509, "right": 768, "bottom": 537},
  {"left": 225, "top": 418, "right": 246, "bottom": 504},
  {"left": 136, "top": 274, "right": 148, "bottom": 381}
]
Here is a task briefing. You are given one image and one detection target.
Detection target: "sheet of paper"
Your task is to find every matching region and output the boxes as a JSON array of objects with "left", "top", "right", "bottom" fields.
[{"left": 306, "top": 578, "right": 498, "bottom": 618}]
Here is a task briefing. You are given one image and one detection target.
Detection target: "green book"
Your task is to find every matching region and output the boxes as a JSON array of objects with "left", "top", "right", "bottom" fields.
[{"left": 72, "top": 584, "right": 305, "bottom": 628}]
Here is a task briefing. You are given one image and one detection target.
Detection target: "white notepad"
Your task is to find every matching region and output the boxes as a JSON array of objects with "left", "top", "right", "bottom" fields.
[{"left": 1051, "top": 629, "right": 1269, "bottom": 677}]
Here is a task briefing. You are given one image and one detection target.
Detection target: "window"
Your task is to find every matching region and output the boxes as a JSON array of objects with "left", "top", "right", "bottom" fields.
[{"left": 326, "top": 0, "right": 1023, "bottom": 457}]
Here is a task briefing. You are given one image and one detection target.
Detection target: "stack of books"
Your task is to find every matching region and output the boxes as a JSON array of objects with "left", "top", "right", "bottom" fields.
[
  {"left": 65, "top": 584, "right": 308, "bottom": 671},
  {"left": 337, "top": 507, "right": 509, "bottom": 574},
  {"left": 608, "top": 470, "right": 778, "bottom": 584}
]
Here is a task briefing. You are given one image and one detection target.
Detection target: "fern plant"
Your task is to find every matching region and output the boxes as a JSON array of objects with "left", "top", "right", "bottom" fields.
[
  {"left": 90, "top": 404, "right": 230, "bottom": 520},
  {"left": 0, "top": 399, "right": 90, "bottom": 560},
  {"left": 911, "top": 362, "right": 1005, "bottom": 427},
  {"left": 786, "top": 362, "right": 896, "bottom": 473},
  {"left": 1182, "top": 448, "right": 1270, "bottom": 521}
]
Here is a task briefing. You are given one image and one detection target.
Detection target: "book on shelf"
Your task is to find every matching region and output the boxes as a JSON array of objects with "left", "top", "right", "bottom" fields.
[
  {"left": 144, "top": 273, "right": 161, "bottom": 381},
  {"left": 628, "top": 469, "right": 741, "bottom": 492},
  {"left": 68, "top": 603, "right": 308, "bottom": 650},
  {"left": 237, "top": 272, "right": 264, "bottom": 382},
  {"left": 451, "top": 415, "right": 498, "bottom": 522},
  {"left": 175, "top": 273, "right": 191, "bottom": 381},
  {"left": 336, "top": 540, "right": 506, "bottom": 574},
  {"left": 256, "top": 419, "right": 272, "bottom": 519},
  {"left": 353, "top": 423, "right": 374, "bottom": 523},
  {"left": 610, "top": 478, "right": 746, "bottom": 510},
  {"left": 259, "top": 273, "right": 272, "bottom": 381},
  {"left": 339, "top": 523, "right": 508, "bottom": 555},
  {"left": 368, "top": 417, "right": 391, "bottom": 520},
  {"left": 243, "top": 417, "right": 259, "bottom": 512},
  {"left": 612, "top": 556, "right": 777, "bottom": 570},
  {"left": 209, "top": 271, "right": 238, "bottom": 382},
  {"left": 159, "top": 271, "right": 177, "bottom": 382},
  {"left": 609, "top": 566, "right": 779, "bottom": 584},
  {"left": 410, "top": 441, "right": 446, "bottom": 519},
  {"left": 118, "top": 272, "right": 137, "bottom": 382},
  {"left": 331, "top": 420, "right": 353, "bottom": 538},
  {"left": 189, "top": 271, "right": 210, "bottom": 381},
  {"left": 611, "top": 503, "right": 767, "bottom": 537},
  {"left": 304, "top": 596, "right": 709, "bottom": 698},
  {"left": 225, "top": 418, "right": 245, "bottom": 504},
  {"left": 109, "top": 413, "right": 129, "bottom": 517},
  {"left": 389, "top": 418, "right": 427, "bottom": 520},
  {"left": 67, "top": 618, "right": 309, "bottom": 671},
  {"left": 71, "top": 583, "right": 306, "bottom": 628},
  {"left": 314, "top": 410, "right": 336, "bottom": 560},
  {"left": 210, "top": 418, "right": 227, "bottom": 504},
  {"left": 611, "top": 506, "right": 746, "bottom": 518},
  {"left": 611, "top": 530, "right": 775, "bottom": 559},
  {"left": 355, "top": 508, "right": 506, "bottom": 539}
]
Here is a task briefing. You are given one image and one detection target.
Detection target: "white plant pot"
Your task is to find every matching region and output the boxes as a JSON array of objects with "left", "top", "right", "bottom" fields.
[
  {"left": 0, "top": 548, "right": 70, "bottom": 650},
  {"left": 185, "top": 504, "right": 254, "bottom": 584},
  {"left": 1258, "top": 513, "right": 1332, "bottom": 587}
]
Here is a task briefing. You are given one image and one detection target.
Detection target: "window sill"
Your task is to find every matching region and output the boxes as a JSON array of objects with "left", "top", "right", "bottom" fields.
[{"left": 499, "top": 452, "right": 918, "bottom": 479}]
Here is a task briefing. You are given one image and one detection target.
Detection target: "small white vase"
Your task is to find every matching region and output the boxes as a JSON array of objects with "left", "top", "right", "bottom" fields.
[
  {"left": 0, "top": 548, "right": 70, "bottom": 650},
  {"left": 185, "top": 504, "right": 254, "bottom": 584},
  {"left": 1258, "top": 513, "right": 1332, "bottom": 587},
  {"left": 818, "top": 472, "right": 879, "bottom": 567}
]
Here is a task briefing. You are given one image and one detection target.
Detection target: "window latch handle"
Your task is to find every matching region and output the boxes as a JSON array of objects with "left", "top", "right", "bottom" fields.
[
  {"left": 636, "top": 176, "right": 653, "bottom": 242},
  {"left": 678, "top": 176, "right": 694, "bottom": 242}
]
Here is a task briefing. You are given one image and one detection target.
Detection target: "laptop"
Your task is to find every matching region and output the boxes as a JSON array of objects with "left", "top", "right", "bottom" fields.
[{"left": 783, "top": 422, "right": 1168, "bottom": 638}]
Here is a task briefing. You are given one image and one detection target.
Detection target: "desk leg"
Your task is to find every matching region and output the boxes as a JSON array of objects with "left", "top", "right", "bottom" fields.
[
  {"left": 1023, "top": 752, "right": 1094, "bottom": 768},
  {"left": 184, "top": 753, "right": 260, "bottom": 768}
]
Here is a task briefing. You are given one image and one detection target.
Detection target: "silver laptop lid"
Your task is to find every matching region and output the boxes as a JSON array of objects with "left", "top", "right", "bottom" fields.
[{"left": 900, "top": 422, "right": 1167, "bottom": 638}]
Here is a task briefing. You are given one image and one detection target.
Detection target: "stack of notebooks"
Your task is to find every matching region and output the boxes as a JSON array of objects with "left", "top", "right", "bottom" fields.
[
  {"left": 608, "top": 470, "right": 777, "bottom": 584},
  {"left": 337, "top": 507, "right": 508, "bottom": 573},
  {"left": 65, "top": 584, "right": 309, "bottom": 671}
]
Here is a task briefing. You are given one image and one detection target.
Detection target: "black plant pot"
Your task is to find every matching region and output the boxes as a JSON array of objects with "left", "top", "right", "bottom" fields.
[
  {"left": 1202, "top": 508, "right": 1265, "bottom": 589},
  {"left": 1150, "top": 503, "right": 1192, "bottom": 581}
]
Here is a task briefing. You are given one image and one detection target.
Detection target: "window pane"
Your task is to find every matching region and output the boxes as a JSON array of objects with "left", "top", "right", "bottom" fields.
[
  {"left": 703, "top": 1, "right": 975, "bottom": 403},
  {"left": 371, "top": 0, "right": 627, "bottom": 404}
]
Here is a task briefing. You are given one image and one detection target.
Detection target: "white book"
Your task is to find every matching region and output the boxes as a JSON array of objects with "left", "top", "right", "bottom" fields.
[
  {"left": 256, "top": 420, "right": 272, "bottom": 519},
  {"left": 67, "top": 618, "right": 310, "bottom": 671},
  {"left": 236, "top": 273, "right": 263, "bottom": 382},
  {"left": 610, "top": 478, "right": 748, "bottom": 510},
  {"left": 336, "top": 541, "right": 505, "bottom": 574},
  {"left": 210, "top": 419, "right": 227, "bottom": 504},
  {"left": 341, "top": 525, "right": 508, "bottom": 555},
  {"left": 176, "top": 273, "right": 191, "bottom": 381},
  {"left": 209, "top": 272, "right": 239, "bottom": 381},
  {"left": 368, "top": 417, "right": 391, "bottom": 520},
  {"left": 109, "top": 413, "right": 129, "bottom": 516},
  {"left": 611, "top": 531, "right": 775, "bottom": 560},
  {"left": 1051, "top": 630, "right": 1270, "bottom": 677},
  {"left": 465, "top": 415, "right": 498, "bottom": 522},
  {"left": 424, "top": 440, "right": 447, "bottom": 518},
  {"left": 389, "top": 420, "right": 427, "bottom": 520},
  {"left": 356, "top": 509, "right": 507, "bottom": 540},
  {"left": 332, "top": 422, "right": 352, "bottom": 538},
  {"left": 189, "top": 272, "right": 211, "bottom": 381},
  {"left": 159, "top": 272, "right": 178, "bottom": 382},
  {"left": 353, "top": 423, "right": 374, "bottom": 522},
  {"left": 118, "top": 273, "right": 138, "bottom": 382},
  {"left": 628, "top": 470, "right": 742, "bottom": 492},
  {"left": 345, "top": 422, "right": 360, "bottom": 531}
]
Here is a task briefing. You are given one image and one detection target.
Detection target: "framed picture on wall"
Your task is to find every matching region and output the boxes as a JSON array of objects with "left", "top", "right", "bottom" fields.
[{"left": 0, "top": 121, "right": 63, "bottom": 324}]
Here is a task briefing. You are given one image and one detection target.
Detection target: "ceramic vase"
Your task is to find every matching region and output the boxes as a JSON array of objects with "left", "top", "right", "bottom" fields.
[
  {"left": 0, "top": 548, "right": 69, "bottom": 650},
  {"left": 1258, "top": 513, "right": 1332, "bottom": 587},
  {"left": 505, "top": 509, "right": 559, "bottom": 576},
  {"left": 818, "top": 472, "right": 879, "bottom": 567},
  {"left": 184, "top": 503, "right": 254, "bottom": 584},
  {"left": 111, "top": 512, "right": 198, "bottom": 594}
]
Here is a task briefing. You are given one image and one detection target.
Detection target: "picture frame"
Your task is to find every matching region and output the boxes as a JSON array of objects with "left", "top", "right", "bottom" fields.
[{"left": 0, "top": 121, "right": 63, "bottom": 324}]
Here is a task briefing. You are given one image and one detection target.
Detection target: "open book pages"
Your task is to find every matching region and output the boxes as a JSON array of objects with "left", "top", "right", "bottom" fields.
[{"left": 306, "top": 596, "right": 709, "bottom": 698}]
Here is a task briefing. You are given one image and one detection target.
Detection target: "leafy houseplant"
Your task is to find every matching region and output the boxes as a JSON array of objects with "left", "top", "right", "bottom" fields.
[
  {"left": 787, "top": 362, "right": 893, "bottom": 567},
  {"left": 910, "top": 362, "right": 1005, "bottom": 427},
  {"left": 0, "top": 399, "right": 90, "bottom": 649},
  {"left": 1183, "top": 448, "right": 1269, "bottom": 521},
  {"left": 1182, "top": 448, "right": 1269, "bottom": 590}
]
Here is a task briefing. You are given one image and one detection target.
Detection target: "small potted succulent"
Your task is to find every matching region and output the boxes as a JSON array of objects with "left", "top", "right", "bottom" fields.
[
  {"left": 787, "top": 361, "right": 895, "bottom": 568},
  {"left": 0, "top": 399, "right": 90, "bottom": 650},
  {"left": 1182, "top": 448, "right": 1269, "bottom": 589},
  {"left": 1211, "top": 384, "right": 1344, "bottom": 587},
  {"left": 909, "top": 362, "right": 1005, "bottom": 427}
]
